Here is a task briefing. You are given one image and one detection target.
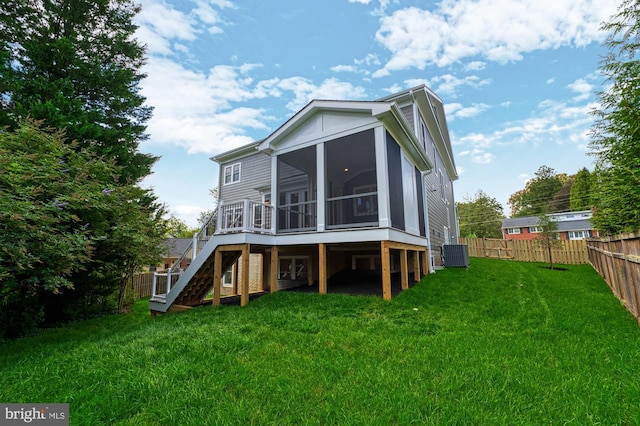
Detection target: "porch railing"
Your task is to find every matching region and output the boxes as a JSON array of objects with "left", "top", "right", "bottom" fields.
[{"left": 217, "top": 199, "right": 275, "bottom": 235}]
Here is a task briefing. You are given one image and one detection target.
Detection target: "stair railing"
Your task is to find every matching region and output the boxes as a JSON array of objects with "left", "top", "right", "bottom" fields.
[{"left": 151, "top": 208, "right": 218, "bottom": 300}]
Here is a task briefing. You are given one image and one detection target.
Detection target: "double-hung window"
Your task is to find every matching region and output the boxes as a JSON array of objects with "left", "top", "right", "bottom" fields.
[{"left": 224, "top": 163, "right": 241, "bottom": 185}]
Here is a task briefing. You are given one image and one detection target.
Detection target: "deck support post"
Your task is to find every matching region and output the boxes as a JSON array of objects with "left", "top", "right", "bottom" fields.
[
  {"left": 319, "top": 243, "right": 327, "bottom": 294},
  {"left": 270, "top": 246, "right": 279, "bottom": 293},
  {"left": 381, "top": 241, "right": 392, "bottom": 301},
  {"left": 213, "top": 248, "right": 222, "bottom": 306},
  {"left": 413, "top": 250, "right": 421, "bottom": 282},
  {"left": 400, "top": 248, "right": 409, "bottom": 290},
  {"left": 421, "top": 250, "right": 429, "bottom": 278},
  {"left": 241, "top": 244, "right": 250, "bottom": 306}
]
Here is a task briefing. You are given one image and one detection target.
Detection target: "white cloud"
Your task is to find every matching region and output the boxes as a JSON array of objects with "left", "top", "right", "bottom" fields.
[
  {"left": 567, "top": 77, "right": 594, "bottom": 101},
  {"left": 331, "top": 64, "right": 359, "bottom": 73},
  {"left": 459, "top": 148, "right": 494, "bottom": 164},
  {"left": 136, "top": 0, "right": 198, "bottom": 55},
  {"left": 140, "top": 57, "right": 272, "bottom": 154},
  {"left": 445, "top": 102, "right": 490, "bottom": 120},
  {"left": 455, "top": 95, "right": 597, "bottom": 157},
  {"left": 276, "top": 77, "right": 368, "bottom": 111},
  {"left": 172, "top": 204, "right": 208, "bottom": 229},
  {"left": 373, "top": 0, "right": 618, "bottom": 76},
  {"left": 140, "top": 57, "right": 369, "bottom": 154},
  {"left": 464, "top": 61, "right": 486, "bottom": 71},
  {"left": 429, "top": 74, "right": 490, "bottom": 97}
]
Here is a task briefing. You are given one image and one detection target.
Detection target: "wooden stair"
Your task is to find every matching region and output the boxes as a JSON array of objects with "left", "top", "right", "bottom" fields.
[{"left": 172, "top": 251, "right": 241, "bottom": 306}]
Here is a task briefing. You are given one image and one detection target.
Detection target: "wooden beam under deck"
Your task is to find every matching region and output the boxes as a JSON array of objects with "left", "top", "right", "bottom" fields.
[
  {"left": 413, "top": 250, "right": 421, "bottom": 281},
  {"left": 270, "top": 246, "right": 279, "bottom": 293},
  {"left": 381, "top": 241, "right": 392, "bottom": 301},
  {"left": 241, "top": 244, "right": 250, "bottom": 307},
  {"left": 212, "top": 248, "right": 223, "bottom": 306},
  {"left": 319, "top": 243, "right": 327, "bottom": 294},
  {"left": 400, "top": 248, "right": 409, "bottom": 291}
]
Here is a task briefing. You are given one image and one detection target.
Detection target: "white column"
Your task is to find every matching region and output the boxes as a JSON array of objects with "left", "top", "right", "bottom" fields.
[
  {"left": 374, "top": 126, "right": 390, "bottom": 228},
  {"left": 316, "top": 143, "right": 325, "bottom": 232},
  {"left": 271, "top": 155, "right": 278, "bottom": 233}
]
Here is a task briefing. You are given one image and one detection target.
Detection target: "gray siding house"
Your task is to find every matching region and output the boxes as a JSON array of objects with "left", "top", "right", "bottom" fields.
[{"left": 149, "top": 85, "right": 459, "bottom": 314}]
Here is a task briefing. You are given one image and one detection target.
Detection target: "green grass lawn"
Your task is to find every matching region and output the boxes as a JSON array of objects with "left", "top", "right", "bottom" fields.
[{"left": 2, "top": 258, "right": 640, "bottom": 425}]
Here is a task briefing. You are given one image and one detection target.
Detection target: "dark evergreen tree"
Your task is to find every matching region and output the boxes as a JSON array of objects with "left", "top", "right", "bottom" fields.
[
  {"left": 0, "top": 0, "right": 155, "bottom": 182},
  {"left": 590, "top": 0, "right": 640, "bottom": 235}
]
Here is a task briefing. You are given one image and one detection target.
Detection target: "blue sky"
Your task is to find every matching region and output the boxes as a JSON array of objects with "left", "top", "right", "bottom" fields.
[{"left": 135, "top": 0, "right": 619, "bottom": 227}]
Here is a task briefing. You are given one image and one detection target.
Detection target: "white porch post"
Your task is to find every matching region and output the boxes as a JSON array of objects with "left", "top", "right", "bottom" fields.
[
  {"left": 374, "top": 126, "right": 390, "bottom": 228},
  {"left": 316, "top": 143, "right": 325, "bottom": 232},
  {"left": 152, "top": 273, "right": 157, "bottom": 298},
  {"left": 271, "top": 155, "right": 278, "bottom": 233},
  {"left": 243, "top": 199, "right": 251, "bottom": 232},
  {"left": 216, "top": 201, "right": 224, "bottom": 234},
  {"left": 167, "top": 271, "right": 172, "bottom": 293}
]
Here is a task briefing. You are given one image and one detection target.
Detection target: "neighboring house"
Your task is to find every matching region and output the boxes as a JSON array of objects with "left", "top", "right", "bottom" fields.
[
  {"left": 149, "top": 84, "right": 460, "bottom": 314},
  {"left": 153, "top": 238, "right": 192, "bottom": 272},
  {"left": 502, "top": 210, "right": 599, "bottom": 241}
]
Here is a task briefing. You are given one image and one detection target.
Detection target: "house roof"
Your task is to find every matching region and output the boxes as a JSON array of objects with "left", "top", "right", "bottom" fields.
[
  {"left": 163, "top": 238, "right": 192, "bottom": 258},
  {"left": 378, "top": 85, "right": 458, "bottom": 181},
  {"left": 502, "top": 212, "right": 596, "bottom": 232},
  {"left": 209, "top": 85, "right": 454, "bottom": 176}
]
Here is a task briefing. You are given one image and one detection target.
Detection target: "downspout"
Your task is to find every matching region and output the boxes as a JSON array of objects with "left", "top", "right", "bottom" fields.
[
  {"left": 422, "top": 170, "right": 435, "bottom": 273},
  {"left": 410, "top": 88, "right": 436, "bottom": 274}
]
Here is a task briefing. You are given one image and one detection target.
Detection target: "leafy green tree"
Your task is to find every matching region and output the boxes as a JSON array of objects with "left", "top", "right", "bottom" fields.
[
  {"left": 0, "top": 122, "right": 166, "bottom": 338},
  {"left": 570, "top": 168, "right": 593, "bottom": 211},
  {"left": 536, "top": 212, "right": 562, "bottom": 270},
  {"left": 547, "top": 174, "right": 573, "bottom": 213},
  {"left": 166, "top": 216, "right": 191, "bottom": 238},
  {"left": 0, "top": 0, "right": 155, "bottom": 182},
  {"left": 457, "top": 190, "right": 505, "bottom": 238},
  {"left": 0, "top": 0, "right": 168, "bottom": 329},
  {"left": 508, "top": 166, "right": 563, "bottom": 217},
  {"left": 589, "top": 0, "right": 640, "bottom": 235}
]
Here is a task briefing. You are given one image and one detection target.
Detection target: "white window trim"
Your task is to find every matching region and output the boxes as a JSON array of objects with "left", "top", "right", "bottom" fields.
[
  {"left": 222, "top": 265, "right": 234, "bottom": 287},
  {"left": 223, "top": 162, "right": 241, "bottom": 185},
  {"left": 529, "top": 226, "right": 542, "bottom": 233},
  {"left": 568, "top": 230, "right": 591, "bottom": 240},
  {"left": 506, "top": 228, "right": 521, "bottom": 235}
]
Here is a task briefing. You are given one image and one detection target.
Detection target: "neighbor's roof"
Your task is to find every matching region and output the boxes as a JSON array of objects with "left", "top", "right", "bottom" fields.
[
  {"left": 502, "top": 216, "right": 595, "bottom": 232},
  {"left": 163, "top": 238, "right": 192, "bottom": 258}
]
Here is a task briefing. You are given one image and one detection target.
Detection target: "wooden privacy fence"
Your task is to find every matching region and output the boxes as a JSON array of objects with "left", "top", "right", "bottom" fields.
[
  {"left": 129, "top": 272, "right": 155, "bottom": 300},
  {"left": 586, "top": 232, "right": 640, "bottom": 324},
  {"left": 460, "top": 237, "right": 589, "bottom": 265}
]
